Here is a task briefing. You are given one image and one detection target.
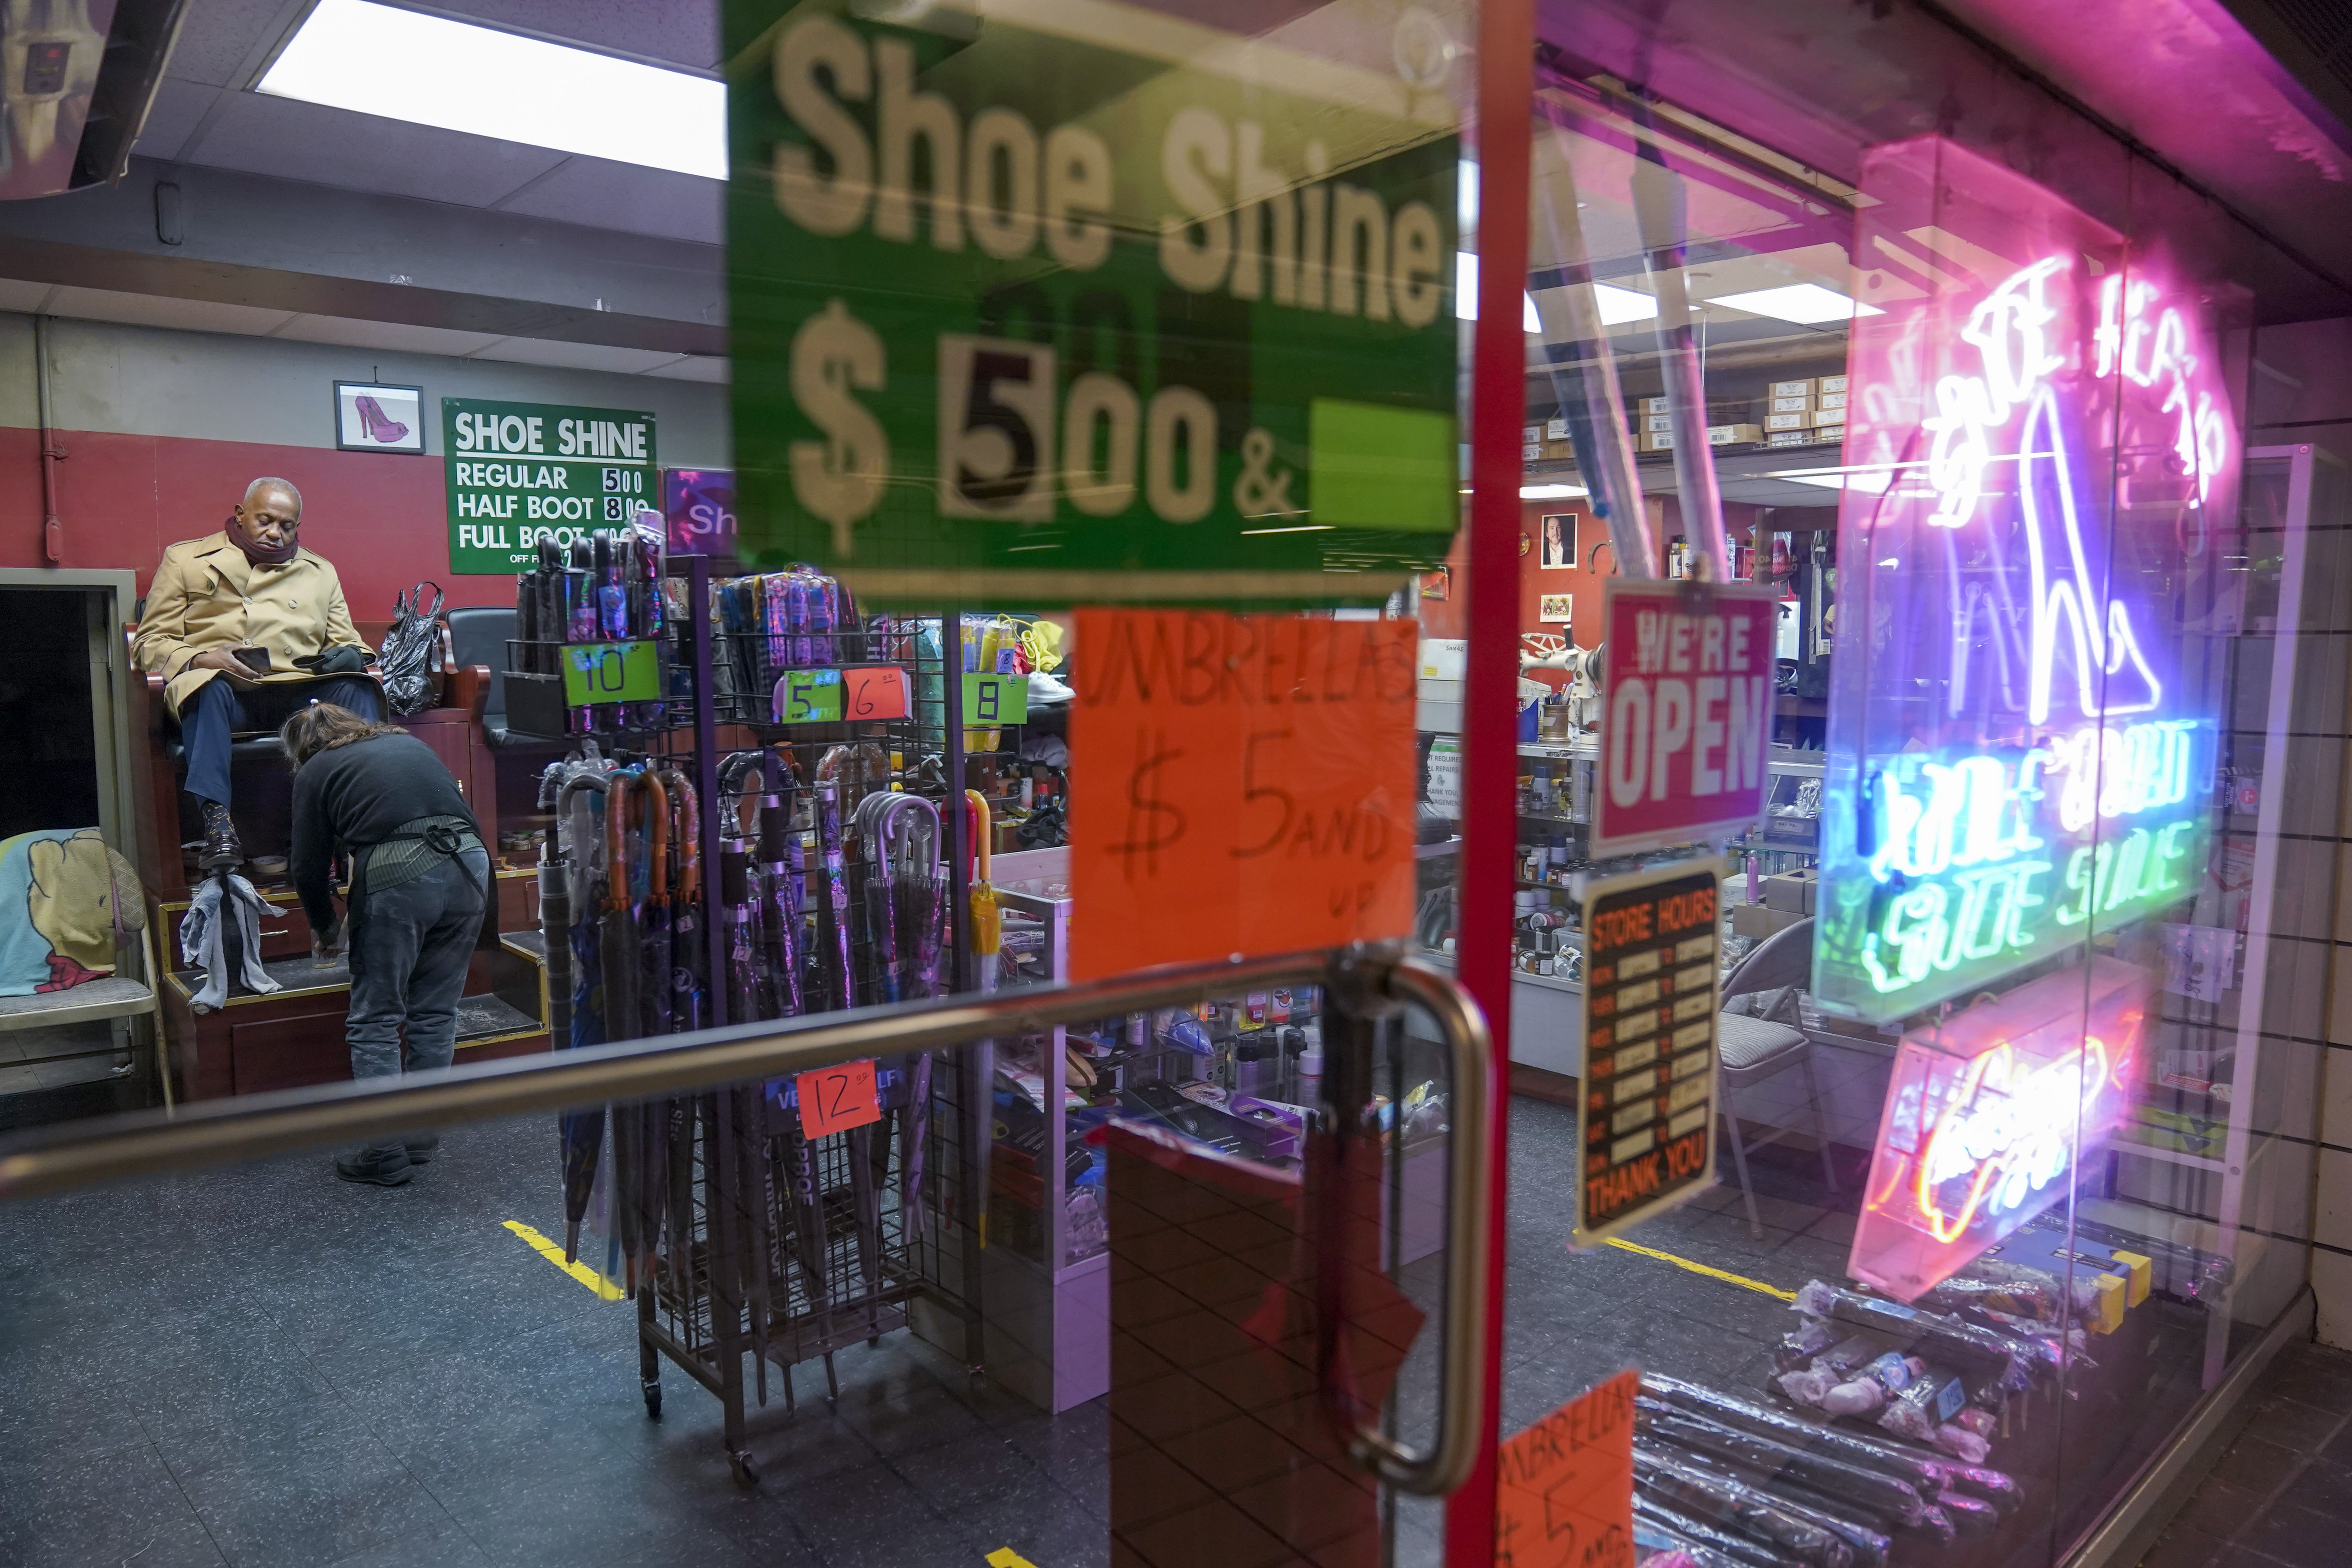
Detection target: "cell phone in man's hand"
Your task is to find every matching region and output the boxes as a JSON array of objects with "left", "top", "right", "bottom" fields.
[{"left": 232, "top": 647, "right": 272, "bottom": 675}]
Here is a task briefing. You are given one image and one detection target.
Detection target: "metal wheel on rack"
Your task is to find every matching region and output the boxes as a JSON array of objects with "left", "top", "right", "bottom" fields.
[
  {"left": 642, "top": 1379, "right": 662, "bottom": 1419},
  {"left": 729, "top": 1449, "right": 759, "bottom": 1486}
]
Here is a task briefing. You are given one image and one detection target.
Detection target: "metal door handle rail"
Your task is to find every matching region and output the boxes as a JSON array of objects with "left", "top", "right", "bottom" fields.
[
  {"left": 1348, "top": 956, "right": 1494, "bottom": 1497},
  {"left": 0, "top": 945, "right": 1494, "bottom": 1499}
]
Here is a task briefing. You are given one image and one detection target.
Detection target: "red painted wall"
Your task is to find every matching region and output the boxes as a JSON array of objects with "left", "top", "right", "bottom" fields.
[
  {"left": 2, "top": 426, "right": 514, "bottom": 616},
  {"left": 1417, "top": 495, "right": 1766, "bottom": 693}
]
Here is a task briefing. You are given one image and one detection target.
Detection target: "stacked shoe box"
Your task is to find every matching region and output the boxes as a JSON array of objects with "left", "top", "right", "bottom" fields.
[
  {"left": 1763, "top": 375, "right": 1849, "bottom": 448},
  {"left": 1631, "top": 396, "right": 1765, "bottom": 452}
]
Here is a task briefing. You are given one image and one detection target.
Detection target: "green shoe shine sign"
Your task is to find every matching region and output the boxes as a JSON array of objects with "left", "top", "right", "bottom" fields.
[
  {"left": 725, "top": 0, "right": 1464, "bottom": 607},
  {"left": 445, "top": 399, "right": 659, "bottom": 575}
]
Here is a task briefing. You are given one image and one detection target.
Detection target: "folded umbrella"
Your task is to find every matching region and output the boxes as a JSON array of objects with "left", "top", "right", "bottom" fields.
[
  {"left": 554, "top": 770, "right": 612, "bottom": 1263},
  {"left": 601, "top": 770, "right": 646, "bottom": 1287}
]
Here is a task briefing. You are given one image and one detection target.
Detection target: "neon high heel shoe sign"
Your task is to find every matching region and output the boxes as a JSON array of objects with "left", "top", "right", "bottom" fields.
[{"left": 1813, "top": 136, "right": 2233, "bottom": 1025}]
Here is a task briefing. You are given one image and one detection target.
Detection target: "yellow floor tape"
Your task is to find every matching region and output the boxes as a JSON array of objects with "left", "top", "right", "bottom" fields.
[
  {"left": 987, "top": 1550, "right": 1040, "bottom": 1568},
  {"left": 504, "top": 1219, "right": 627, "bottom": 1301},
  {"left": 1602, "top": 1236, "right": 1798, "bottom": 1301}
]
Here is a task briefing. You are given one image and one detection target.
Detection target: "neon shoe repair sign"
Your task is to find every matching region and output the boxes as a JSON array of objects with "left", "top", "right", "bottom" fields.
[
  {"left": 1849, "top": 959, "right": 2148, "bottom": 1300},
  {"left": 1812, "top": 136, "right": 2238, "bottom": 1023}
]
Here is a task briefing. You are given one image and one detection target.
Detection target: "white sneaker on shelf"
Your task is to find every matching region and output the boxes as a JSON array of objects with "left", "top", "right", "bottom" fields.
[{"left": 1027, "top": 670, "right": 1075, "bottom": 705}]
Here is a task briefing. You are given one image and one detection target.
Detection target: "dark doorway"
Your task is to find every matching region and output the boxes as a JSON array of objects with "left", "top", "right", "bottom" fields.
[{"left": 0, "top": 588, "right": 101, "bottom": 839}]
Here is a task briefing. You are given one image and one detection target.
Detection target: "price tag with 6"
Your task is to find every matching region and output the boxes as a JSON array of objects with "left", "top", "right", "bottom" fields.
[{"left": 772, "top": 664, "right": 913, "bottom": 725}]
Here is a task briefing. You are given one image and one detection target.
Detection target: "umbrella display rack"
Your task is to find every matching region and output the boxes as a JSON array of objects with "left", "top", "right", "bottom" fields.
[
  {"left": 519, "top": 566, "right": 1016, "bottom": 1483},
  {"left": 631, "top": 1049, "right": 978, "bottom": 1483}
]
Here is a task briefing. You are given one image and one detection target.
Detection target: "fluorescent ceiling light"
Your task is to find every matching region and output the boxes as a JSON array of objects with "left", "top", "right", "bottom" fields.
[
  {"left": 1590, "top": 283, "right": 1660, "bottom": 325},
  {"left": 1764, "top": 467, "right": 1893, "bottom": 493},
  {"left": 1521, "top": 483, "right": 1589, "bottom": 499},
  {"left": 259, "top": 0, "right": 726, "bottom": 179},
  {"left": 1455, "top": 253, "right": 1543, "bottom": 333},
  {"left": 1705, "top": 283, "right": 1883, "bottom": 325}
]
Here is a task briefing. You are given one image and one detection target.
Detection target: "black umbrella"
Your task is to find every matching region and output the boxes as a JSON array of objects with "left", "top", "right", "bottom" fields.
[{"left": 554, "top": 770, "right": 611, "bottom": 1264}]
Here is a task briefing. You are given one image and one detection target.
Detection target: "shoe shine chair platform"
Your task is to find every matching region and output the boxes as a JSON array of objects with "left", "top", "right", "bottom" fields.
[{"left": 126, "top": 638, "right": 550, "bottom": 1101}]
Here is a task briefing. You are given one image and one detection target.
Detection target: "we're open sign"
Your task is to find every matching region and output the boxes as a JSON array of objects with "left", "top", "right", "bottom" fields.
[{"left": 1592, "top": 580, "right": 1778, "bottom": 857}]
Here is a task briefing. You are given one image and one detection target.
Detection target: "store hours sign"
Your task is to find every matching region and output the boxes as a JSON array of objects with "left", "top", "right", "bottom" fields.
[
  {"left": 726, "top": 0, "right": 1462, "bottom": 607},
  {"left": 445, "top": 399, "right": 658, "bottom": 574}
]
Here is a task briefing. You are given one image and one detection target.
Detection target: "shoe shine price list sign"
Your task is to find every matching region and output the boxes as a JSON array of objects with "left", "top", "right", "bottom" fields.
[
  {"left": 444, "top": 399, "right": 659, "bottom": 574},
  {"left": 1575, "top": 861, "right": 1722, "bottom": 1247},
  {"left": 724, "top": 0, "right": 1463, "bottom": 607}
]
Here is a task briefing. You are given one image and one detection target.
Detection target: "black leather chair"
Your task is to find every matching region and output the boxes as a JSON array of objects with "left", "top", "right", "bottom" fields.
[{"left": 447, "top": 605, "right": 561, "bottom": 751}]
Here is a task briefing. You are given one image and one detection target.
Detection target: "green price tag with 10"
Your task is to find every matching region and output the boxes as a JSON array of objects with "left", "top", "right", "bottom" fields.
[{"left": 561, "top": 641, "right": 661, "bottom": 706}]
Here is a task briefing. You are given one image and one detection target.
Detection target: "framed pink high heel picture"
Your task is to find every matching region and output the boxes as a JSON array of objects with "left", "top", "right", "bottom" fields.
[{"left": 333, "top": 381, "right": 425, "bottom": 454}]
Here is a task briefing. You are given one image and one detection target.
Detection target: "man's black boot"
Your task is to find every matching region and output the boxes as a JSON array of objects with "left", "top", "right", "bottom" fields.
[
  {"left": 335, "top": 1144, "right": 414, "bottom": 1186},
  {"left": 197, "top": 800, "right": 243, "bottom": 871}
]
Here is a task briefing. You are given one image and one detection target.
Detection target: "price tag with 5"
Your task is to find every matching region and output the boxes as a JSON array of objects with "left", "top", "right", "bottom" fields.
[
  {"left": 772, "top": 664, "right": 913, "bottom": 724},
  {"left": 773, "top": 667, "right": 842, "bottom": 723}
]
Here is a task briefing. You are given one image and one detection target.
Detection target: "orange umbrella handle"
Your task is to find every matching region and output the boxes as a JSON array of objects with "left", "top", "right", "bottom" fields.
[
  {"left": 605, "top": 771, "right": 635, "bottom": 914},
  {"left": 657, "top": 767, "right": 699, "bottom": 902},
  {"left": 642, "top": 769, "right": 670, "bottom": 904}
]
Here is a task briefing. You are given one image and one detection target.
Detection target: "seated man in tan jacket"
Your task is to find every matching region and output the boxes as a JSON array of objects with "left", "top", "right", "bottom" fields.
[{"left": 133, "top": 477, "right": 380, "bottom": 870}]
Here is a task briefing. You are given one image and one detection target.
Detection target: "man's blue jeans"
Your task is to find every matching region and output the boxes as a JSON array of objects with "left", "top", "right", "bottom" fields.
[
  {"left": 180, "top": 675, "right": 384, "bottom": 805},
  {"left": 347, "top": 849, "right": 489, "bottom": 1150}
]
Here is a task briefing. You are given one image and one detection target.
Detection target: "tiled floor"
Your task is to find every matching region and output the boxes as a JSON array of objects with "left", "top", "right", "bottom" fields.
[
  {"left": 0, "top": 1112, "right": 1107, "bottom": 1568},
  {"left": 0, "top": 1085, "right": 2316, "bottom": 1568},
  {"left": 2137, "top": 1343, "right": 2352, "bottom": 1568}
]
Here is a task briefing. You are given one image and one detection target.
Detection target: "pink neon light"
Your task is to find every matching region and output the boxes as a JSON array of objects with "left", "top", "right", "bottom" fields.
[
  {"left": 1894, "top": 1029, "right": 2133, "bottom": 1245},
  {"left": 1846, "top": 956, "right": 2151, "bottom": 1303}
]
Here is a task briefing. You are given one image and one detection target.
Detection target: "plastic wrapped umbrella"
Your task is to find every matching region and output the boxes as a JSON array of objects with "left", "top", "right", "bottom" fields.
[
  {"left": 554, "top": 769, "right": 612, "bottom": 1263},
  {"left": 966, "top": 790, "right": 1001, "bottom": 989},
  {"left": 628, "top": 771, "right": 674, "bottom": 1287},
  {"left": 601, "top": 769, "right": 647, "bottom": 1285}
]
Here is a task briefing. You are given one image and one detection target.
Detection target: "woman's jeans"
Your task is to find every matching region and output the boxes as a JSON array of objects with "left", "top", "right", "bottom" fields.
[{"left": 347, "top": 849, "right": 490, "bottom": 1144}]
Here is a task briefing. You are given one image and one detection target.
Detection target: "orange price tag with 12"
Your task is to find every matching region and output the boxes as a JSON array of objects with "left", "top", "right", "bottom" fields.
[{"left": 796, "top": 1058, "right": 882, "bottom": 1139}]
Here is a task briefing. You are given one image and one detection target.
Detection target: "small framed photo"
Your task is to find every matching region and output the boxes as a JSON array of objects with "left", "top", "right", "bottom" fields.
[
  {"left": 1539, "top": 512, "right": 1578, "bottom": 568},
  {"left": 1539, "top": 592, "right": 1574, "bottom": 624},
  {"left": 334, "top": 382, "right": 425, "bottom": 454}
]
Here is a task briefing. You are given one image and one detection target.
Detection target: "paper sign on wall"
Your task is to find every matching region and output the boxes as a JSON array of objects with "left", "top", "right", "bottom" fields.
[
  {"left": 1592, "top": 581, "right": 1777, "bottom": 857},
  {"left": 1068, "top": 609, "right": 1417, "bottom": 980},
  {"left": 444, "top": 397, "right": 658, "bottom": 575},
  {"left": 1496, "top": 1369, "right": 1637, "bottom": 1568}
]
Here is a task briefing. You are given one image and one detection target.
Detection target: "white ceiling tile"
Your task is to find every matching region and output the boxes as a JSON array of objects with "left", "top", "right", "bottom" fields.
[
  {"left": 41, "top": 286, "right": 294, "bottom": 336},
  {"left": 641, "top": 354, "right": 728, "bottom": 383},
  {"left": 466, "top": 337, "right": 688, "bottom": 374},
  {"left": 136, "top": 78, "right": 223, "bottom": 162},
  {"left": 492, "top": 153, "right": 722, "bottom": 245},
  {"left": 164, "top": 0, "right": 314, "bottom": 88},
  {"left": 271, "top": 314, "right": 507, "bottom": 356},
  {"left": 185, "top": 93, "right": 567, "bottom": 207},
  {"left": 0, "top": 279, "right": 56, "bottom": 313}
]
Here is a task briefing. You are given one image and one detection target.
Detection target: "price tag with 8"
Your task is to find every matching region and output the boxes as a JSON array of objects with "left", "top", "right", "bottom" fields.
[{"left": 962, "top": 672, "right": 1028, "bottom": 726}]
